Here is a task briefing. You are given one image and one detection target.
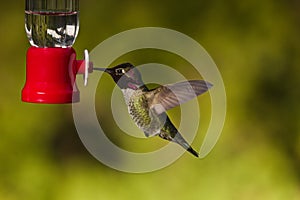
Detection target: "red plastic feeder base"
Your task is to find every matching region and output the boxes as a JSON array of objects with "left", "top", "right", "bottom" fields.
[{"left": 22, "top": 47, "right": 80, "bottom": 104}]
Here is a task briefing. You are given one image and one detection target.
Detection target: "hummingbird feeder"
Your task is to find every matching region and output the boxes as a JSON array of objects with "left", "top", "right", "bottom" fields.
[{"left": 22, "top": 0, "right": 93, "bottom": 104}]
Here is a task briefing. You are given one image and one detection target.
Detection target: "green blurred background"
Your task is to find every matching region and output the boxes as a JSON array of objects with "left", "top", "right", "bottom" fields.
[{"left": 1, "top": 0, "right": 300, "bottom": 199}]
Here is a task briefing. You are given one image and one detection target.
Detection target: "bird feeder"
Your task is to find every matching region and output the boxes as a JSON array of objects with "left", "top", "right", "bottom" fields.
[{"left": 22, "top": 0, "right": 92, "bottom": 104}]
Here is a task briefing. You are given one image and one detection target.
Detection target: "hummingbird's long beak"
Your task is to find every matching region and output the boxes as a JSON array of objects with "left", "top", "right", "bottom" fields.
[{"left": 93, "top": 67, "right": 112, "bottom": 74}]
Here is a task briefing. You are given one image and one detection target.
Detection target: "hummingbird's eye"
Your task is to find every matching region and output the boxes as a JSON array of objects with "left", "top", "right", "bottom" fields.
[{"left": 115, "top": 68, "right": 126, "bottom": 75}]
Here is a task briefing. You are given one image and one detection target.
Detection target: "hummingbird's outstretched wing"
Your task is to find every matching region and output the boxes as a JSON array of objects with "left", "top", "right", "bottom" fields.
[{"left": 147, "top": 80, "right": 212, "bottom": 115}]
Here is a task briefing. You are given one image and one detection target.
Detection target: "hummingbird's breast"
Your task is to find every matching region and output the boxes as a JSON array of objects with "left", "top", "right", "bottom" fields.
[
  {"left": 122, "top": 88, "right": 164, "bottom": 136},
  {"left": 127, "top": 89, "right": 151, "bottom": 128}
]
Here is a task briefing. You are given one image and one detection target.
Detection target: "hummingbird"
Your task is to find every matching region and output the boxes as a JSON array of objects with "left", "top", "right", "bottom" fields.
[{"left": 94, "top": 63, "right": 213, "bottom": 157}]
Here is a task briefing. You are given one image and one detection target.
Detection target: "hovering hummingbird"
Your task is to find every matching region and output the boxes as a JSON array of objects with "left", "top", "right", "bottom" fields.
[{"left": 94, "top": 63, "right": 213, "bottom": 157}]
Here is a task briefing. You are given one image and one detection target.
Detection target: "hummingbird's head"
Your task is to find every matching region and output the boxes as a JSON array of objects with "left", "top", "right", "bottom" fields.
[{"left": 96, "top": 63, "right": 143, "bottom": 90}]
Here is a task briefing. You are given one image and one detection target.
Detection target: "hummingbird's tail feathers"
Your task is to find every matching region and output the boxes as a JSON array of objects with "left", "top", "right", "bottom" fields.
[
  {"left": 173, "top": 133, "right": 199, "bottom": 157},
  {"left": 161, "top": 130, "right": 199, "bottom": 158},
  {"left": 187, "top": 147, "right": 199, "bottom": 157}
]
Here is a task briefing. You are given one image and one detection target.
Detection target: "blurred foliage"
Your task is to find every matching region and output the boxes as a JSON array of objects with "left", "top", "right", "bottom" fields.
[{"left": 0, "top": 0, "right": 300, "bottom": 199}]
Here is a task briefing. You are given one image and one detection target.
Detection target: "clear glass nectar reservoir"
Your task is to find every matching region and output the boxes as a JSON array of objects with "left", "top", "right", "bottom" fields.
[{"left": 25, "top": 0, "right": 79, "bottom": 47}]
